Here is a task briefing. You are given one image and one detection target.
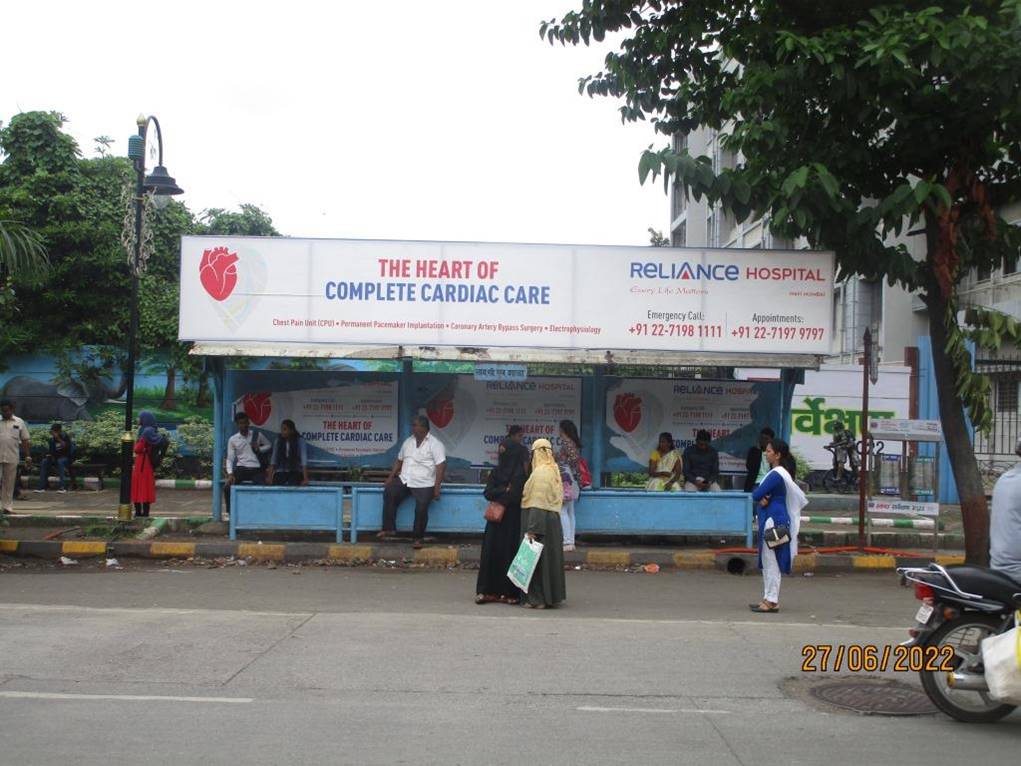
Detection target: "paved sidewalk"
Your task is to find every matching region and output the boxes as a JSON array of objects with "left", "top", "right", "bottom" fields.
[{"left": 8, "top": 488, "right": 211, "bottom": 517}]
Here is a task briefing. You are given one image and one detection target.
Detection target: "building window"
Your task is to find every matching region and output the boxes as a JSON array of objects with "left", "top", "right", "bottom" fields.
[
  {"left": 1004, "top": 255, "right": 1018, "bottom": 276},
  {"left": 671, "top": 220, "right": 687, "bottom": 247},
  {"left": 671, "top": 180, "right": 688, "bottom": 221},
  {"left": 997, "top": 378, "right": 1020, "bottom": 413},
  {"left": 707, "top": 207, "right": 720, "bottom": 247},
  {"left": 839, "top": 279, "right": 881, "bottom": 358},
  {"left": 977, "top": 263, "right": 993, "bottom": 282}
]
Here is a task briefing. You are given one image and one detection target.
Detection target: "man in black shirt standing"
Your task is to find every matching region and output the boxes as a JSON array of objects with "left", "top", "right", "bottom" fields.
[{"left": 683, "top": 429, "right": 721, "bottom": 491}]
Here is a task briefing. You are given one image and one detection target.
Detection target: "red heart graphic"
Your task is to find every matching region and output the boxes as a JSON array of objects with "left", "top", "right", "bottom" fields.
[
  {"left": 199, "top": 247, "right": 239, "bottom": 301},
  {"left": 613, "top": 393, "right": 642, "bottom": 433},
  {"left": 426, "top": 397, "right": 454, "bottom": 429},
  {"left": 242, "top": 392, "right": 272, "bottom": 426}
]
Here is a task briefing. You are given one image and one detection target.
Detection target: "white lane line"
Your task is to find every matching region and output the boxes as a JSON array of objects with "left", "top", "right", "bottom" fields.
[
  {"left": 577, "top": 706, "right": 731, "bottom": 715},
  {"left": 0, "top": 691, "right": 253, "bottom": 704}
]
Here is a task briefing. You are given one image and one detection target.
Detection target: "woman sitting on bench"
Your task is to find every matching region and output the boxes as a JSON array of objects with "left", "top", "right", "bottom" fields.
[{"left": 268, "top": 419, "right": 309, "bottom": 486}]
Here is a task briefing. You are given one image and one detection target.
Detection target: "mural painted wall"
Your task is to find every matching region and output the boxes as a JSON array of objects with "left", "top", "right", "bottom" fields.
[{"left": 789, "top": 365, "right": 910, "bottom": 469}]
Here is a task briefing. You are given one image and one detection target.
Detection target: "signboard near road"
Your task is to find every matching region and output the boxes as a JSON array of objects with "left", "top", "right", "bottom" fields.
[
  {"left": 180, "top": 237, "right": 835, "bottom": 355},
  {"left": 869, "top": 418, "right": 943, "bottom": 442},
  {"left": 602, "top": 378, "right": 780, "bottom": 473},
  {"left": 416, "top": 375, "right": 581, "bottom": 466},
  {"left": 231, "top": 381, "right": 398, "bottom": 460},
  {"left": 867, "top": 499, "right": 940, "bottom": 517},
  {"left": 786, "top": 364, "right": 911, "bottom": 470}
]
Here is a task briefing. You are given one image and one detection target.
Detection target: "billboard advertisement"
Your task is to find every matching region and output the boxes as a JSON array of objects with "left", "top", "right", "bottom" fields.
[{"left": 180, "top": 237, "right": 835, "bottom": 355}]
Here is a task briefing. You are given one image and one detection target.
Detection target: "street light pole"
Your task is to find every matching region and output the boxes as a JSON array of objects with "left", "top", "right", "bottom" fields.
[{"left": 118, "top": 114, "right": 183, "bottom": 521}]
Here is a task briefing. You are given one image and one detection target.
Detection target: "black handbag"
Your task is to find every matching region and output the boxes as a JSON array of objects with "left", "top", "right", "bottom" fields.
[{"left": 764, "top": 524, "right": 791, "bottom": 549}]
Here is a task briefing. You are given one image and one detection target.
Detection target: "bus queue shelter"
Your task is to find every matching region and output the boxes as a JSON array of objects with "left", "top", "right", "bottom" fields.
[{"left": 181, "top": 236, "right": 834, "bottom": 541}]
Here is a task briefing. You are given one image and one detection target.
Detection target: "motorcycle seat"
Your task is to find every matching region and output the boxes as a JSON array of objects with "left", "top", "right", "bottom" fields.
[{"left": 944, "top": 565, "right": 1021, "bottom": 607}]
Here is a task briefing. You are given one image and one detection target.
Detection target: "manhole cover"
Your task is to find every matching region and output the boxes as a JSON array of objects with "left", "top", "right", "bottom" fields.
[{"left": 807, "top": 677, "right": 937, "bottom": 716}]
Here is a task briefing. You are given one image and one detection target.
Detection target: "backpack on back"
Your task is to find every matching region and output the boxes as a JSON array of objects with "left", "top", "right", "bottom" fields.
[{"left": 149, "top": 434, "right": 170, "bottom": 469}]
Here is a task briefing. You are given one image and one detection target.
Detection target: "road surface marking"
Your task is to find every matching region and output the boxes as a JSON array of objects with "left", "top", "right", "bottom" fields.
[
  {"left": 577, "top": 706, "right": 731, "bottom": 715},
  {"left": 0, "top": 691, "right": 253, "bottom": 704}
]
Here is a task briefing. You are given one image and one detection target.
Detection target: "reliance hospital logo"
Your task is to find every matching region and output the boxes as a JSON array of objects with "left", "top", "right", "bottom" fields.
[{"left": 198, "top": 246, "right": 267, "bottom": 332}]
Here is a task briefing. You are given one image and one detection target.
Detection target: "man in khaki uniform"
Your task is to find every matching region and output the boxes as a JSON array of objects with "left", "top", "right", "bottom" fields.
[{"left": 0, "top": 399, "right": 31, "bottom": 513}]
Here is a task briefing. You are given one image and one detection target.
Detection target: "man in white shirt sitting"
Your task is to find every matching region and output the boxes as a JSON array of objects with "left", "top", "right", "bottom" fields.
[
  {"left": 223, "top": 412, "right": 272, "bottom": 516},
  {"left": 380, "top": 415, "right": 446, "bottom": 548}
]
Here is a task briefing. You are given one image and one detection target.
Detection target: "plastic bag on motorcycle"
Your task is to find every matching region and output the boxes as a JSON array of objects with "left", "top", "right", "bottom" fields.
[{"left": 981, "top": 611, "right": 1021, "bottom": 705}]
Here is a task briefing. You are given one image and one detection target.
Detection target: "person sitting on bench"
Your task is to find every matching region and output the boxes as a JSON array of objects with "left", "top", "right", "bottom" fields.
[
  {"left": 683, "top": 429, "right": 722, "bottom": 492},
  {"left": 35, "top": 423, "right": 75, "bottom": 493},
  {"left": 268, "top": 419, "right": 309, "bottom": 486},
  {"left": 379, "top": 415, "right": 446, "bottom": 548},
  {"left": 223, "top": 412, "right": 271, "bottom": 515}
]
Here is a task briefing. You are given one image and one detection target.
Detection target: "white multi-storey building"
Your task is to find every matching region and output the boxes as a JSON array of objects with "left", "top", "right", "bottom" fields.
[{"left": 669, "top": 129, "right": 1021, "bottom": 469}]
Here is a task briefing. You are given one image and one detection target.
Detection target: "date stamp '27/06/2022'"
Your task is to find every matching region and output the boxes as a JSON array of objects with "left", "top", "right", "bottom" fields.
[{"left": 801, "top": 644, "right": 955, "bottom": 673}]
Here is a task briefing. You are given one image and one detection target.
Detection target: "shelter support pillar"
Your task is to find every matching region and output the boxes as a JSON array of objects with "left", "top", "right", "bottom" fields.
[
  {"left": 210, "top": 358, "right": 226, "bottom": 521},
  {"left": 399, "top": 358, "right": 414, "bottom": 430},
  {"left": 779, "top": 367, "right": 804, "bottom": 442}
]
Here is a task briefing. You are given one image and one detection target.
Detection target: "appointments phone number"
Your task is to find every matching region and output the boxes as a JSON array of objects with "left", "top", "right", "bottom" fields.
[{"left": 627, "top": 323, "right": 826, "bottom": 341}]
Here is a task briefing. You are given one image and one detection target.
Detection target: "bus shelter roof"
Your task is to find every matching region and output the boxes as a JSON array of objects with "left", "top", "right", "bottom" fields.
[{"left": 191, "top": 342, "right": 824, "bottom": 369}]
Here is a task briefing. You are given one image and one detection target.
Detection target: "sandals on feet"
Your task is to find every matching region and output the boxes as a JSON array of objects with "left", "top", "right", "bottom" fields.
[
  {"left": 748, "top": 601, "right": 779, "bottom": 613},
  {"left": 475, "top": 594, "right": 500, "bottom": 605}
]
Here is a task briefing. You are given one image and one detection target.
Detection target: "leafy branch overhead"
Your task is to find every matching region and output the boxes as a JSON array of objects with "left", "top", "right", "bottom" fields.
[
  {"left": 541, "top": 0, "right": 1021, "bottom": 564},
  {"left": 541, "top": 0, "right": 1021, "bottom": 425}
]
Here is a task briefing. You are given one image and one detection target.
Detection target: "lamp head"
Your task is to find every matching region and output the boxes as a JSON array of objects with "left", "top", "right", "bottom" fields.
[{"left": 143, "top": 165, "right": 184, "bottom": 198}]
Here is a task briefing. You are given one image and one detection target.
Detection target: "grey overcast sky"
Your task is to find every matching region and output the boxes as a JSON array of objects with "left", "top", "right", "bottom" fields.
[{"left": 3, "top": 0, "right": 668, "bottom": 247}]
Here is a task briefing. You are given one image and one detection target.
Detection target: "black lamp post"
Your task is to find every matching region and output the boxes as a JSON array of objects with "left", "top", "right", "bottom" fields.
[{"left": 118, "top": 114, "right": 183, "bottom": 521}]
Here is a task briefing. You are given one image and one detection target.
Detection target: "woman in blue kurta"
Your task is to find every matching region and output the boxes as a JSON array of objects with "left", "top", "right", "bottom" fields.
[{"left": 749, "top": 439, "right": 807, "bottom": 613}]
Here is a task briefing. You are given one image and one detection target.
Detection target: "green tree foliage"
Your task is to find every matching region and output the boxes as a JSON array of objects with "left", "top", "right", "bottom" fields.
[
  {"left": 0, "top": 110, "right": 281, "bottom": 414},
  {"left": 647, "top": 227, "right": 669, "bottom": 247},
  {"left": 541, "top": 1, "right": 1021, "bottom": 563},
  {"left": 139, "top": 200, "right": 280, "bottom": 409},
  {"left": 0, "top": 112, "right": 133, "bottom": 347},
  {"left": 197, "top": 204, "right": 279, "bottom": 237},
  {"left": 0, "top": 219, "right": 48, "bottom": 280}
]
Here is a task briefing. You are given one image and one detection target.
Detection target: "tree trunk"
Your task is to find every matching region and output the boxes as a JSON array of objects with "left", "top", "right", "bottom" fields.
[
  {"left": 922, "top": 228, "right": 989, "bottom": 565},
  {"left": 160, "top": 366, "right": 177, "bottom": 411},
  {"left": 196, "top": 372, "right": 210, "bottom": 408}
]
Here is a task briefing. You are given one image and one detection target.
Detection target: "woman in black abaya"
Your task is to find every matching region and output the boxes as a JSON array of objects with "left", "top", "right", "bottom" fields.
[{"left": 475, "top": 426, "right": 531, "bottom": 604}]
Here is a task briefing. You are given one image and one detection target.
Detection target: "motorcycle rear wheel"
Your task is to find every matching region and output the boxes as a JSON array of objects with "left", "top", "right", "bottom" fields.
[{"left": 919, "top": 614, "right": 1018, "bottom": 723}]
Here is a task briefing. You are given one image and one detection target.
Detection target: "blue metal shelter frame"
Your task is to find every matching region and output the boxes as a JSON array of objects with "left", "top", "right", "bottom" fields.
[{"left": 205, "top": 355, "right": 806, "bottom": 542}]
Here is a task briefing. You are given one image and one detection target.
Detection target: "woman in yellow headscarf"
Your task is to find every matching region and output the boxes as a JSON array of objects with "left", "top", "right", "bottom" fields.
[{"left": 520, "top": 438, "right": 566, "bottom": 608}]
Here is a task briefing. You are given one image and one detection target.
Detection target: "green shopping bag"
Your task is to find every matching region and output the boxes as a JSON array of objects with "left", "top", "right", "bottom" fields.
[{"left": 507, "top": 536, "right": 544, "bottom": 591}]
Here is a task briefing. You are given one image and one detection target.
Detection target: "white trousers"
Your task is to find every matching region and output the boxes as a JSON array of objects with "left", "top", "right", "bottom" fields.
[
  {"left": 761, "top": 544, "right": 782, "bottom": 604},
  {"left": 561, "top": 499, "right": 576, "bottom": 546},
  {"left": 0, "top": 461, "right": 16, "bottom": 513}
]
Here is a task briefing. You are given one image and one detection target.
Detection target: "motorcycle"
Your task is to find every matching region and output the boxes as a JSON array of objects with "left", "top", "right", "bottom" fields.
[{"left": 898, "top": 562, "right": 1021, "bottom": 722}]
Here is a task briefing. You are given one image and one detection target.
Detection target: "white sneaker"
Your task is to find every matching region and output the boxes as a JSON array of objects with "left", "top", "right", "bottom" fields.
[
  {"left": 33, "top": 489, "right": 44, "bottom": 493},
  {"left": 57, "top": 489, "right": 68, "bottom": 494}
]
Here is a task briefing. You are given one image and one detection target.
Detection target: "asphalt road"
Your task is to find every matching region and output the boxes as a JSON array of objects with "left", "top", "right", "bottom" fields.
[{"left": 1, "top": 564, "right": 1018, "bottom": 765}]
